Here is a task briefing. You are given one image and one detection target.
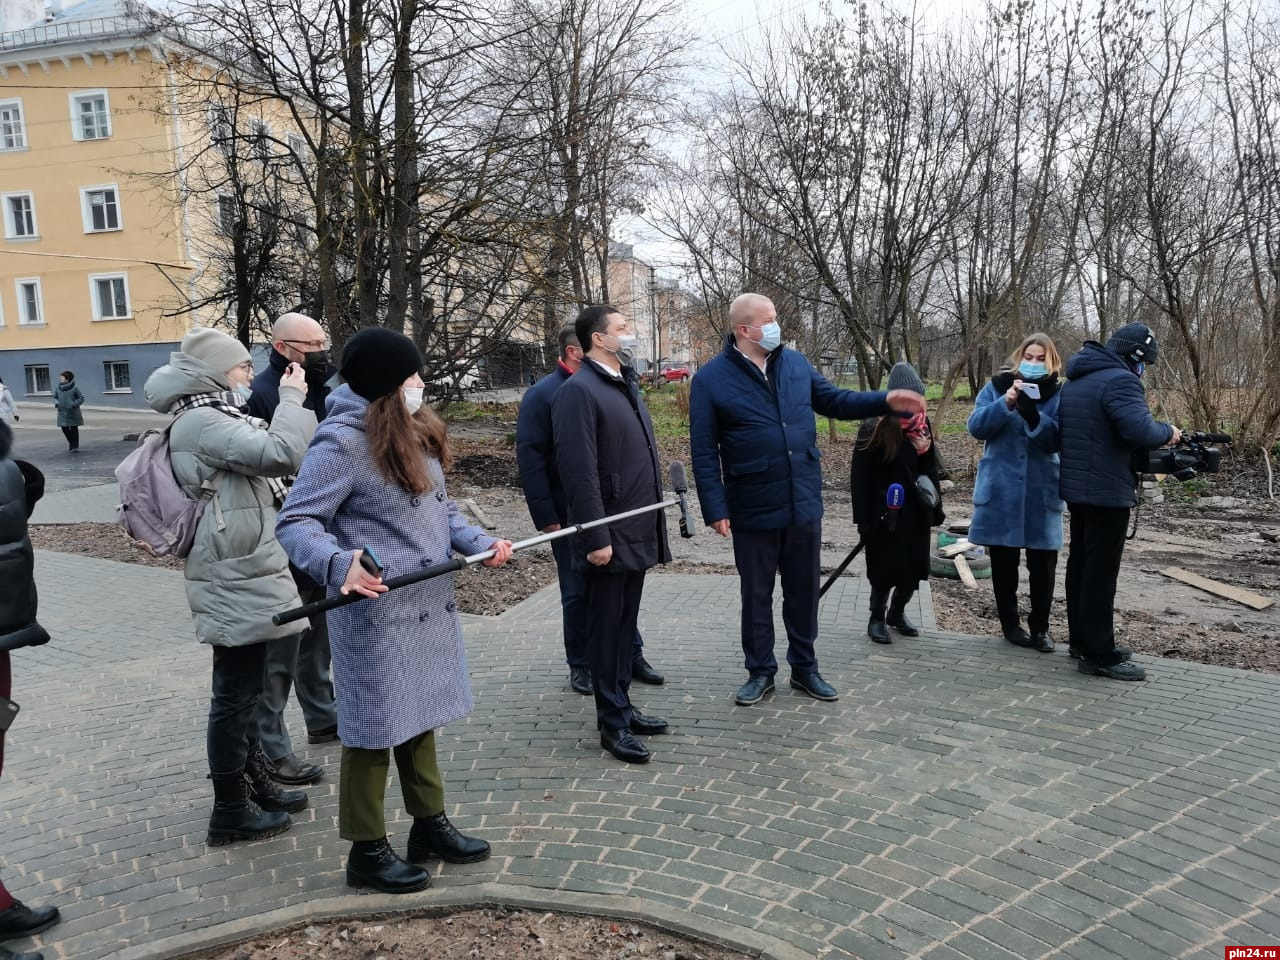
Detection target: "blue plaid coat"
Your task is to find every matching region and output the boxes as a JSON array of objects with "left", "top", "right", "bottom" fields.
[{"left": 275, "top": 385, "right": 496, "bottom": 749}]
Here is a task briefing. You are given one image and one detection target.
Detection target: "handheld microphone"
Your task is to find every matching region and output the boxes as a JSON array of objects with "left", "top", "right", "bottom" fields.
[
  {"left": 886, "top": 482, "right": 905, "bottom": 532},
  {"left": 669, "top": 462, "right": 694, "bottom": 538}
]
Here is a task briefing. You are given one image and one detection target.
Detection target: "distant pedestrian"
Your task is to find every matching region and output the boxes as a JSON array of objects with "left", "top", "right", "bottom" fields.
[
  {"left": 0, "top": 378, "right": 17, "bottom": 426},
  {"left": 0, "top": 419, "right": 61, "bottom": 960},
  {"left": 145, "top": 328, "right": 317, "bottom": 846},
  {"left": 850, "top": 362, "right": 945, "bottom": 644},
  {"left": 967, "top": 334, "right": 1064, "bottom": 652},
  {"left": 53, "top": 372, "right": 83, "bottom": 452},
  {"left": 277, "top": 327, "right": 513, "bottom": 895}
]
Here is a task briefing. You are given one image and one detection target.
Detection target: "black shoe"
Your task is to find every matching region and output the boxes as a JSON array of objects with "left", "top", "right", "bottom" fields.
[
  {"left": 407, "top": 812, "right": 491, "bottom": 864},
  {"left": 245, "top": 750, "right": 308, "bottom": 814},
  {"left": 886, "top": 610, "right": 919, "bottom": 637},
  {"left": 1031, "top": 631, "right": 1054, "bottom": 653},
  {"left": 307, "top": 725, "right": 339, "bottom": 744},
  {"left": 600, "top": 726, "right": 651, "bottom": 763},
  {"left": 569, "top": 666, "right": 593, "bottom": 696},
  {"left": 629, "top": 712, "right": 669, "bottom": 735},
  {"left": 1069, "top": 644, "right": 1132, "bottom": 661},
  {"left": 631, "top": 657, "right": 665, "bottom": 685},
  {"left": 346, "top": 837, "right": 432, "bottom": 893},
  {"left": 867, "top": 614, "right": 891, "bottom": 644},
  {"left": 0, "top": 901, "right": 60, "bottom": 941},
  {"left": 790, "top": 672, "right": 839, "bottom": 701},
  {"left": 1077, "top": 658, "right": 1147, "bottom": 681},
  {"left": 1003, "top": 626, "right": 1034, "bottom": 647},
  {"left": 0, "top": 945, "right": 46, "bottom": 960},
  {"left": 265, "top": 752, "right": 323, "bottom": 785},
  {"left": 207, "top": 772, "right": 291, "bottom": 846},
  {"left": 734, "top": 673, "right": 775, "bottom": 706}
]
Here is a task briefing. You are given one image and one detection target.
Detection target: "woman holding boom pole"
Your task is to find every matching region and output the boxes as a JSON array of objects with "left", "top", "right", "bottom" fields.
[{"left": 276, "top": 327, "right": 512, "bottom": 895}]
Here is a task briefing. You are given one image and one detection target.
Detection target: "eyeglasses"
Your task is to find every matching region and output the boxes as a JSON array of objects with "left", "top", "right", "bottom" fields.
[
  {"left": 234, "top": 361, "right": 254, "bottom": 374},
  {"left": 283, "top": 339, "right": 329, "bottom": 351}
]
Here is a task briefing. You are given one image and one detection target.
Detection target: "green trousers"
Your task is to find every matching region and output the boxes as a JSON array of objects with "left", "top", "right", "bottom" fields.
[{"left": 339, "top": 729, "right": 445, "bottom": 841}]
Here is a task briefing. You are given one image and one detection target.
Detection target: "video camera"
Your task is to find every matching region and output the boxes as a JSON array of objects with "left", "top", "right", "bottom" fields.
[{"left": 1135, "top": 432, "right": 1231, "bottom": 481}]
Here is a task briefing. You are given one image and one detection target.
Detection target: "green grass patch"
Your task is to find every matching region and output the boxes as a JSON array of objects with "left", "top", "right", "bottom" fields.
[{"left": 643, "top": 388, "right": 689, "bottom": 440}]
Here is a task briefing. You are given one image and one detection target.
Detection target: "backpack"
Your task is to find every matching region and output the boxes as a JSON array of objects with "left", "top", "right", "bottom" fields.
[{"left": 115, "top": 417, "right": 221, "bottom": 558}]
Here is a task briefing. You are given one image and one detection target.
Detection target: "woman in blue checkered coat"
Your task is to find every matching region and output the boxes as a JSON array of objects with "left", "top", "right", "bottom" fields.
[{"left": 276, "top": 328, "right": 513, "bottom": 896}]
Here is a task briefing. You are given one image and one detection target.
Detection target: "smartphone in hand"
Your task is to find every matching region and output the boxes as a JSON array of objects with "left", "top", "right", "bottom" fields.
[
  {"left": 358, "top": 548, "right": 384, "bottom": 577},
  {"left": 0, "top": 696, "right": 19, "bottom": 733},
  {"left": 1020, "top": 382, "right": 1041, "bottom": 400}
]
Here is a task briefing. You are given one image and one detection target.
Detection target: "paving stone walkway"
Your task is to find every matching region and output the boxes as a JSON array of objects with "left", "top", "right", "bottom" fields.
[{"left": 1, "top": 551, "right": 1277, "bottom": 960}]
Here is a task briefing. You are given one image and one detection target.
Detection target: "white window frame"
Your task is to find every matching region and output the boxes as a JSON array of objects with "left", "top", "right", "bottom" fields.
[
  {"left": 89, "top": 271, "right": 132, "bottom": 320},
  {"left": 104, "top": 360, "right": 132, "bottom": 393},
  {"left": 15, "top": 277, "right": 43, "bottom": 325},
  {"left": 2, "top": 191, "right": 37, "bottom": 239},
  {"left": 24, "top": 364, "right": 51, "bottom": 396},
  {"left": 69, "top": 88, "right": 112, "bottom": 141},
  {"left": 208, "top": 103, "right": 233, "bottom": 152},
  {"left": 81, "top": 183, "right": 122, "bottom": 233},
  {"left": 0, "top": 98, "right": 26, "bottom": 152}
]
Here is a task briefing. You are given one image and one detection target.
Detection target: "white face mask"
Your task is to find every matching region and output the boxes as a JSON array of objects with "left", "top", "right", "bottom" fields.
[{"left": 403, "top": 386, "right": 424, "bottom": 415}]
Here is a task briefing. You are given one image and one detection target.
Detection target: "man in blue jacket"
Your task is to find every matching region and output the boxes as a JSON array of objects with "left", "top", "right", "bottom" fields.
[
  {"left": 552, "top": 306, "right": 671, "bottom": 763},
  {"left": 690, "top": 293, "right": 926, "bottom": 706},
  {"left": 1058, "top": 323, "right": 1180, "bottom": 681},
  {"left": 516, "top": 323, "right": 665, "bottom": 696}
]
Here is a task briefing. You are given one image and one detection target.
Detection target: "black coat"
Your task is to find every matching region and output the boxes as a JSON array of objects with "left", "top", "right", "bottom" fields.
[
  {"left": 551, "top": 360, "right": 671, "bottom": 574},
  {"left": 0, "top": 422, "right": 49, "bottom": 651},
  {"left": 850, "top": 418, "right": 944, "bottom": 589},
  {"left": 515, "top": 363, "right": 572, "bottom": 531},
  {"left": 247, "top": 348, "right": 333, "bottom": 424}
]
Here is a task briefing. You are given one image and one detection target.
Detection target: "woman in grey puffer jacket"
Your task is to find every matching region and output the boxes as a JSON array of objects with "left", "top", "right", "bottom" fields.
[{"left": 144, "top": 328, "right": 316, "bottom": 847}]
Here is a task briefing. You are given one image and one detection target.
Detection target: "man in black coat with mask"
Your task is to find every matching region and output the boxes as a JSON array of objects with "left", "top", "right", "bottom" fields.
[
  {"left": 245, "top": 311, "right": 339, "bottom": 786},
  {"left": 552, "top": 306, "right": 671, "bottom": 764}
]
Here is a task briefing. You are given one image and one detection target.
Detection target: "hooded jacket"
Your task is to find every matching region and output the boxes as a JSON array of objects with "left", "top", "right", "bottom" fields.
[
  {"left": 1058, "top": 342, "right": 1175, "bottom": 508},
  {"left": 0, "top": 422, "right": 50, "bottom": 651},
  {"left": 54, "top": 379, "right": 84, "bottom": 427},
  {"left": 144, "top": 353, "right": 315, "bottom": 646}
]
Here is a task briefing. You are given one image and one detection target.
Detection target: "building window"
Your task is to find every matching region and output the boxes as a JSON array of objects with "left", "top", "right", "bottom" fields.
[
  {"left": 81, "top": 185, "right": 121, "bottom": 232},
  {"left": 24, "top": 364, "right": 51, "bottom": 396},
  {"left": 104, "top": 360, "right": 131, "bottom": 392},
  {"left": 208, "top": 103, "right": 233, "bottom": 152},
  {"left": 70, "top": 90, "right": 111, "bottom": 141},
  {"left": 2, "top": 192, "right": 36, "bottom": 238},
  {"left": 0, "top": 99, "right": 25, "bottom": 151},
  {"left": 15, "top": 278, "right": 42, "bottom": 325},
  {"left": 250, "top": 119, "right": 270, "bottom": 163},
  {"left": 89, "top": 272, "right": 131, "bottom": 320},
  {"left": 217, "top": 195, "right": 238, "bottom": 235}
]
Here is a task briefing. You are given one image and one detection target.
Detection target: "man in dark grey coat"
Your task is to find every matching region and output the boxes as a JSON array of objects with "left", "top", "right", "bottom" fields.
[
  {"left": 551, "top": 306, "right": 671, "bottom": 764},
  {"left": 1058, "top": 323, "right": 1179, "bottom": 681}
]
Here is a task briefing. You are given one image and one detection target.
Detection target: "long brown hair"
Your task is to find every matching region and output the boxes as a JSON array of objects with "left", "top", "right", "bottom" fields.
[
  {"left": 367, "top": 393, "right": 453, "bottom": 494},
  {"left": 858, "top": 414, "right": 904, "bottom": 462}
]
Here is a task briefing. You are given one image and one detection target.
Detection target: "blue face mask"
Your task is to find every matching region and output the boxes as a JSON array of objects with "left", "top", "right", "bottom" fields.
[
  {"left": 1135, "top": 361, "right": 1146, "bottom": 377},
  {"left": 1018, "top": 361, "right": 1047, "bottom": 378},
  {"left": 757, "top": 322, "right": 782, "bottom": 352}
]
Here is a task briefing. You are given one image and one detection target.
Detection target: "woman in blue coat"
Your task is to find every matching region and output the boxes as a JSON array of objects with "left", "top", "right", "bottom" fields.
[
  {"left": 967, "top": 334, "right": 1064, "bottom": 652},
  {"left": 277, "top": 328, "right": 513, "bottom": 896}
]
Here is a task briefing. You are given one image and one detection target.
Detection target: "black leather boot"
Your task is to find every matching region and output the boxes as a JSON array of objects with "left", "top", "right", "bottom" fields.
[
  {"left": 867, "top": 586, "right": 891, "bottom": 644},
  {"left": 0, "top": 900, "right": 59, "bottom": 942},
  {"left": 0, "top": 946, "right": 45, "bottom": 960},
  {"left": 246, "top": 749, "right": 308, "bottom": 814},
  {"left": 407, "top": 812, "right": 492, "bottom": 864},
  {"left": 346, "top": 838, "right": 431, "bottom": 893},
  {"left": 207, "top": 772, "right": 291, "bottom": 846},
  {"left": 886, "top": 586, "right": 919, "bottom": 636}
]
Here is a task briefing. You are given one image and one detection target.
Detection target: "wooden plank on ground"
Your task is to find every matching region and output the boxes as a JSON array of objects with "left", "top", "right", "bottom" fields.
[
  {"left": 947, "top": 520, "right": 970, "bottom": 534},
  {"left": 462, "top": 498, "right": 497, "bottom": 530},
  {"left": 1159, "top": 566, "right": 1273, "bottom": 610},
  {"left": 938, "top": 540, "right": 974, "bottom": 558},
  {"left": 953, "top": 554, "right": 978, "bottom": 589}
]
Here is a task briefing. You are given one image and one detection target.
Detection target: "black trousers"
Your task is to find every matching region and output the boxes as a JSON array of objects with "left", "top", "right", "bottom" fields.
[
  {"left": 60, "top": 426, "right": 79, "bottom": 450},
  {"left": 988, "top": 546, "right": 1058, "bottom": 634},
  {"left": 585, "top": 570, "right": 645, "bottom": 732},
  {"left": 1064, "top": 503, "right": 1130, "bottom": 664},
  {"left": 207, "top": 642, "right": 268, "bottom": 775},
  {"left": 731, "top": 523, "right": 820, "bottom": 677}
]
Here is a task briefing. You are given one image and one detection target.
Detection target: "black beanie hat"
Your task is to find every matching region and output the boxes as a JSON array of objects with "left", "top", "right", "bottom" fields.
[
  {"left": 339, "top": 327, "right": 424, "bottom": 401},
  {"left": 1106, "top": 323, "right": 1159, "bottom": 367}
]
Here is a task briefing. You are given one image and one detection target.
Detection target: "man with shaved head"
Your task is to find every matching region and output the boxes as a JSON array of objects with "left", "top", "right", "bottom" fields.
[
  {"left": 246, "top": 311, "right": 339, "bottom": 787},
  {"left": 690, "top": 293, "right": 927, "bottom": 707}
]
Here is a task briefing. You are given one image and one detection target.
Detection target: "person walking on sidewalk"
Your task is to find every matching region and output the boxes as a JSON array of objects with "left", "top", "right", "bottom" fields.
[
  {"left": 246, "top": 312, "right": 340, "bottom": 786},
  {"left": 0, "top": 420, "right": 60, "bottom": 960},
  {"left": 967, "top": 333, "right": 1065, "bottom": 653},
  {"left": 0, "top": 379, "right": 17, "bottom": 426},
  {"left": 145, "top": 328, "right": 317, "bottom": 845},
  {"left": 516, "top": 321, "right": 666, "bottom": 697},
  {"left": 53, "top": 372, "right": 83, "bottom": 453},
  {"left": 277, "top": 327, "right": 513, "bottom": 894}
]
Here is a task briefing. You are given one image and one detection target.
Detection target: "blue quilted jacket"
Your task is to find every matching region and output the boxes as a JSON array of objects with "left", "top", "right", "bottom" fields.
[
  {"left": 1058, "top": 342, "right": 1175, "bottom": 508},
  {"left": 690, "top": 337, "right": 890, "bottom": 531}
]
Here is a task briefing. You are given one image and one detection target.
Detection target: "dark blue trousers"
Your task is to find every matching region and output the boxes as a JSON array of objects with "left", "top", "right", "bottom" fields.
[
  {"left": 731, "top": 522, "right": 821, "bottom": 676},
  {"left": 552, "top": 535, "right": 644, "bottom": 669},
  {"left": 585, "top": 570, "right": 645, "bottom": 732}
]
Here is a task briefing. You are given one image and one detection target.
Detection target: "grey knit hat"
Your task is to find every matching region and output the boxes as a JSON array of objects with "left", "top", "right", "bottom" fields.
[
  {"left": 886, "top": 361, "right": 925, "bottom": 394},
  {"left": 181, "top": 327, "right": 251, "bottom": 375}
]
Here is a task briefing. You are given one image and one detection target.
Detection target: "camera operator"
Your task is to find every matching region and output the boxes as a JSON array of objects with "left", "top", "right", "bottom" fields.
[{"left": 1058, "top": 323, "right": 1179, "bottom": 681}]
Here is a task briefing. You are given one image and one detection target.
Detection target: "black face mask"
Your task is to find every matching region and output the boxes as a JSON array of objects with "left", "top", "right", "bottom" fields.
[{"left": 303, "top": 350, "right": 329, "bottom": 383}]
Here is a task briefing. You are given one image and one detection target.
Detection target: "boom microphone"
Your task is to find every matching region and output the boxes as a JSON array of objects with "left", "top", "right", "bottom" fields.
[
  {"left": 669, "top": 462, "right": 694, "bottom": 539},
  {"left": 886, "top": 483, "right": 905, "bottom": 532}
]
